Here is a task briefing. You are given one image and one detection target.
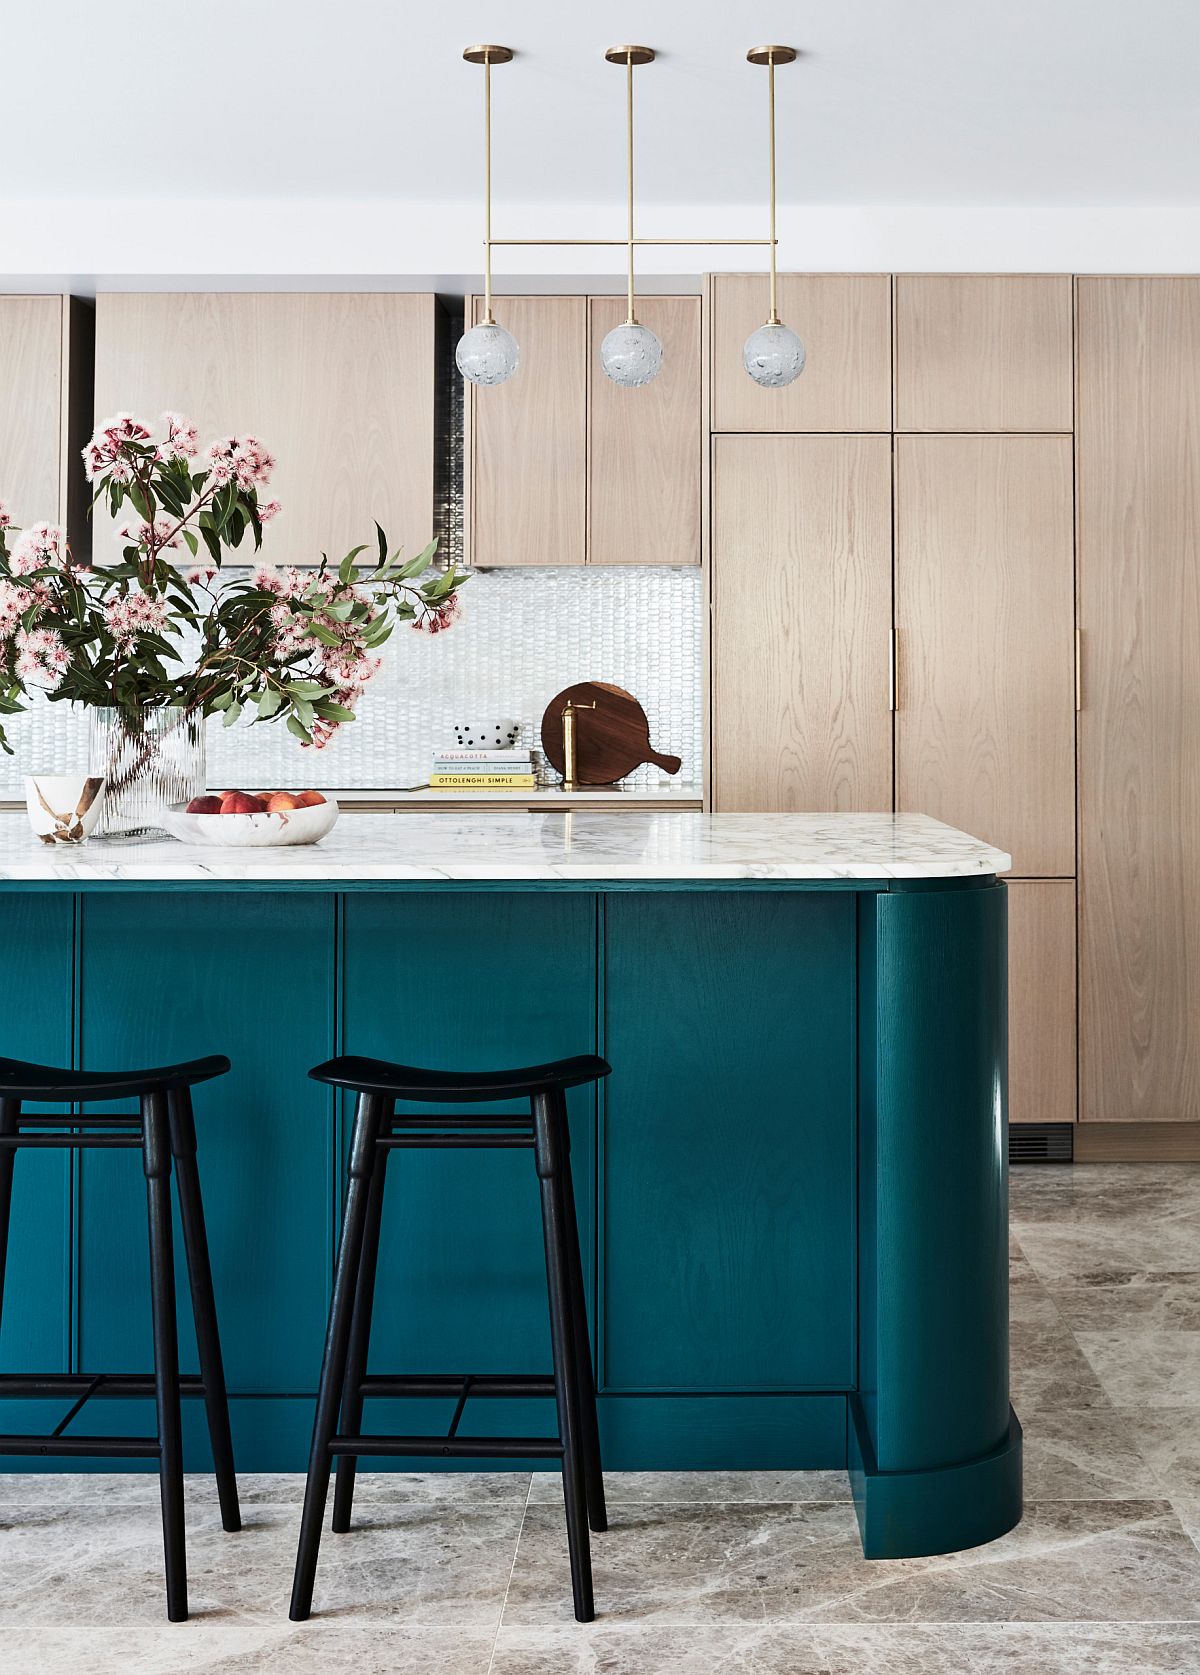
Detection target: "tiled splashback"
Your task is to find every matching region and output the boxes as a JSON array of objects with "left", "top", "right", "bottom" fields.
[{"left": 0, "top": 566, "right": 703, "bottom": 794}]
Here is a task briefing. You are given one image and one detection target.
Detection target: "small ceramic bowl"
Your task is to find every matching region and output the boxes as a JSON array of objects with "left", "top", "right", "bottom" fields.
[
  {"left": 451, "top": 718, "right": 521, "bottom": 750},
  {"left": 162, "top": 797, "right": 340, "bottom": 848},
  {"left": 24, "top": 774, "right": 107, "bottom": 845}
]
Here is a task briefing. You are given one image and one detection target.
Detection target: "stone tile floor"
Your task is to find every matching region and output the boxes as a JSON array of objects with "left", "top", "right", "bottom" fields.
[{"left": 3, "top": 1164, "right": 1200, "bottom": 1671}]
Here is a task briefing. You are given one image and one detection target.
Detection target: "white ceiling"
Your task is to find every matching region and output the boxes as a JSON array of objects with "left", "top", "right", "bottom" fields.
[{"left": 4, "top": 0, "right": 1200, "bottom": 281}]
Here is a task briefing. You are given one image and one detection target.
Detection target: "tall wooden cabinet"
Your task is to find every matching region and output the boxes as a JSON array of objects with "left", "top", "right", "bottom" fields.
[
  {"left": 0, "top": 295, "right": 92, "bottom": 553},
  {"left": 466, "top": 294, "right": 701, "bottom": 567},
  {"left": 711, "top": 435, "right": 892, "bottom": 813},
  {"left": 93, "top": 293, "right": 442, "bottom": 566},
  {"left": 1076, "top": 277, "right": 1200, "bottom": 1125}
]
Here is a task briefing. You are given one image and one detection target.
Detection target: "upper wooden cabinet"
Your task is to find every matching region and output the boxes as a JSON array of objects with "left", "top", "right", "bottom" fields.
[
  {"left": 709, "top": 275, "right": 891, "bottom": 434},
  {"left": 711, "top": 434, "right": 893, "bottom": 812},
  {"left": 894, "top": 276, "right": 1073, "bottom": 432},
  {"left": 587, "top": 296, "right": 701, "bottom": 566},
  {"left": 894, "top": 434, "right": 1075, "bottom": 875},
  {"left": 0, "top": 295, "right": 92, "bottom": 549},
  {"left": 1076, "top": 277, "right": 1200, "bottom": 1123},
  {"left": 467, "top": 295, "right": 587, "bottom": 567},
  {"left": 93, "top": 293, "right": 441, "bottom": 566},
  {"left": 466, "top": 294, "right": 701, "bottom": 566}
]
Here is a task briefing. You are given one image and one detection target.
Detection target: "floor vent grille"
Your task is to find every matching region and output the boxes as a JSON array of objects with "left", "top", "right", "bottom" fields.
[{"left": 1009, "top": 1123, "right": 1074, "bottom": 1164}]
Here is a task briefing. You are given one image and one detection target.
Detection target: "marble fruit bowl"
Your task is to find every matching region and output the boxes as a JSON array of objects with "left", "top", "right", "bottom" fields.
[{"left": 162, "top": 797, "right": 340, "bottom": 848}]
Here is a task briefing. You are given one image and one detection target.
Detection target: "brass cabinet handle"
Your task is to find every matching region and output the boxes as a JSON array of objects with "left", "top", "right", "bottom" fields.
[
  {"left": 1075, "top": 627, "right": 1082, "bottom": 712},
  {"left": 889, "top": 628, "right": 897, "bottom": 712}
]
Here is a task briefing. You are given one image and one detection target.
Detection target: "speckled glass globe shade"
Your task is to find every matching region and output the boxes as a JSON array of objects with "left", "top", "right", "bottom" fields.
[
  {"left": 742, "top": 321, "right": 807, "bottom": 388},
  {"left": 456, "top": 321, "right": 520, "bottom": 387},
  {"left": 600, "top": 321, "right": 664, "bottom": 387}
]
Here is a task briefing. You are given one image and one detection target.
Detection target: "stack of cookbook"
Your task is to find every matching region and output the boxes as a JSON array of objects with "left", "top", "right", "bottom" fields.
[{"left": 428, "top": 745, "right": 538, "bottom": 790}]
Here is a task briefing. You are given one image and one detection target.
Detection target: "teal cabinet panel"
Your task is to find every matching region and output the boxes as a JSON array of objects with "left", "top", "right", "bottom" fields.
[
  {"left": 75, "top": 892, "right": 336, "bottom": 1391},
  {"left": 0, "top": 893, "right": 74, "bottom": 1375},
  {"left": 341, "top": 892, "right": 598, "bottom": 1377},
  {"left": 602, "top": 891, "right": 857, "bottom": 1392}
]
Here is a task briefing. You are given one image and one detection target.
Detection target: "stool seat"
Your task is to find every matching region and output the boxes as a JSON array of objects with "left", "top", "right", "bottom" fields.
[
  {"left": 0, "top": 1054, "right": 231, "bottom": 1103},
  {"left": 309, "top": 1053, "right": 611, "bottom": 1103}
]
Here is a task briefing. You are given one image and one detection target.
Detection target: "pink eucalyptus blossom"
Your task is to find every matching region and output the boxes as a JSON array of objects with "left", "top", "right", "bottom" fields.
[
  {"left": 257, "top": 499, "right": 282, "bottom": 524},
  {"left": 412, "top": 592, "right": 462, "bottom": 635},
  {"left": 103, "top": 589, "right": 169, "bottom": 649},
  {"left": 162, "top": 412, "right": 200, "bottom": 458},
  {"left": 9, "top": 522, "right": 67, "bottom": 575},
  {"left": 14, "top": 626, "right": 68, "bottom": 689},
  {"left": 0, "top": 501, "right": 11, "bottom": 530}
]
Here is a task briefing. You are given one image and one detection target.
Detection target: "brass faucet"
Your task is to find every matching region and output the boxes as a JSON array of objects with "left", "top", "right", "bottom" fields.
[{"left": 561, "top": 699, "right": 596, "bottom": 792}]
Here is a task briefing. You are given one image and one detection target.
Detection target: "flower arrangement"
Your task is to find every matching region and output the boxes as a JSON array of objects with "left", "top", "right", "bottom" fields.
[{"left": 0, "top": 411, "right": 466, "bottom": 757}]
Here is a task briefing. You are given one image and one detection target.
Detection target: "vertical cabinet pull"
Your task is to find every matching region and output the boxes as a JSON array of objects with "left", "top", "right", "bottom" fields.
[
  {"left": 1075, "top": 627, "right": 1082, "bottom": 712},
  {"left": 888, "top": 628, "right": 897, "bottom": 711}
]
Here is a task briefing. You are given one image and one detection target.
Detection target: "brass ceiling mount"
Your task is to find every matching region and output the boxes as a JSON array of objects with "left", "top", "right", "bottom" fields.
[
  {"left": 746, "top": 45, "right": 798, "bottom": 66},
  {"left": 462, "top": 44, "right": 514, "bottom": 65},
  {"left": 604, "top": 45, "right": 656, "bottom": 66}
]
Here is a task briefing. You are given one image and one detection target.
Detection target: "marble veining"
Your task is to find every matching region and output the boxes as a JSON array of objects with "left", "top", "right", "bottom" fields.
[{"left": 0, "top": 810, "right": 1012, "bottom": 885}]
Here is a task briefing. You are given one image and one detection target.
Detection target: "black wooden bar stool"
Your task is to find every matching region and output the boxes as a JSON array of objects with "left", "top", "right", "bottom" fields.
[
  {"left": 0, "top": 1055, "right": 241, "bottom": 1622},
  {"left": 290, "top": 1052, "right": 611, "bottom": 1624}
]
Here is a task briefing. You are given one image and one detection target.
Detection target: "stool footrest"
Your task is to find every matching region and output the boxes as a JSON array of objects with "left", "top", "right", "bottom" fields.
[
  {"left": 0, "top": 1373, "right": 207, "bottom": 1398},
  {"left": 329, "top": 1434, "right": 564, "bottom": 1460},
  {"left": 359, "top": 1373, "right": 555, "bottom": 1399},
  {"left": 0, "top": 1434, "right": 161, "bottom": 1458}
]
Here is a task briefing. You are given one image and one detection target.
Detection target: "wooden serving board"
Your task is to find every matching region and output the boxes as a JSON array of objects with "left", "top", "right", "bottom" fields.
[{"left": 541, "top": 682, "right": 682, "bottom": 786}]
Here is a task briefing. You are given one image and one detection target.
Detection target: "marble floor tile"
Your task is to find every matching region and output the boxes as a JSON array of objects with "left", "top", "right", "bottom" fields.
[
  {"left": 1011, "top": 1167, "right": 1200, "bottom": 1285},
  {"left": 527, "top": 1469, "right": 851, "bottom": 1505},
  {"left": 1076, "top": 1328, "right": 1200, "bottom": 1408},
  {"left": 1050, "top": 1275, "right": 1200, "bottom": 1331},
  {"left": 0, "top": 1469, "right": 530, "bottom": 1508},
  {"left": 1009, "top": 1318, "right": 1113, "bottom": 1410},
  {"left": 502, "top": 1497, "right": 1200, "bottom": 1627},
  {"left": 1020, "top": 1407, "right": 1162, "bottom": 1498},
  {"left": 0, "top": 1499, "right": 525, "bottom": 1629},
  {"left": 1123, "top": 1408, "right": 1200, "bottom": 1497},
  {"left": 0, "top": 1624, "right": 497, "bottom": 1675},
  {"left": 490, "top": 1623, "right": 1200, "bottom": 1675}
]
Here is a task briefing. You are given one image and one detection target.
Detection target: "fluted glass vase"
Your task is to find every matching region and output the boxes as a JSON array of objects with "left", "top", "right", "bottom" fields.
[{"left": 89, "top": 707, "right": 206, "bottom": 839}]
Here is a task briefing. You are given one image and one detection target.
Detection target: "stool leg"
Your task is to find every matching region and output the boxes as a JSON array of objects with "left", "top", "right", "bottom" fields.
[
  {"left": 554, "top": 1092, "right": 607, "bottom": 1534},
  {"left": 168, "top": 1088, "right": 241, "bottom": 1535},
  {"left": 533, "top": 1091, "right": 594, "bottom": 1623},
  {"left": 332, "top": 1133, "right": 390, "bottom": 1534},
  {"left": 0, "top": 1098, "right": 20, "bottom": 1340},
  {"left": 290, "top": 1092, "right": 387, "bottom": 1622},
  {"left": 143, "top": 1092, "right": 187, "bottom": 1623}
]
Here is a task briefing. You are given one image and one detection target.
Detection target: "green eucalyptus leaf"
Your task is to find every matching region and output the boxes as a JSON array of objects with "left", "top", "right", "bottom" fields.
[{"left": 287, "top": 714, "right": 312, "bottom": 744}]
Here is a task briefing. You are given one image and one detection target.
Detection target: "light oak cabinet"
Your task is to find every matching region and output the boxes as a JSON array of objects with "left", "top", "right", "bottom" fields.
[
  {"left": 1076, "top": 277, "right": 1200, "bottom": 1124},
  {"left": 0, "top": 295, "right": 92, "bottom": 550},
  {"left": 709, "top": 274, "right": 891, "bottom": 434},
  {"left": 711, "top": 434, "right": 893, "bottom": 812},
  {"left": 1007, "top": 880, "right": 1078, "bottom": 1127},
  {"left": 467, "top": 294, "right": 701, "bottom": 566},
  {"left": 93, "top": 293, "right": 441, "bottom": 567},
  {"left": 894, "top": 276, "right": 1074, "bottom": 432},
  {"left": 466, "top": 296, "right": 587, "bottom": 567},
  {"left": 894, "top": 434, "right": 1076, "bottom": 877}
]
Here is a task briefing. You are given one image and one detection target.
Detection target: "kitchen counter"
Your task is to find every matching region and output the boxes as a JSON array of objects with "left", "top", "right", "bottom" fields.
[
  {"left": 0, "top": 810, "right": 1019, "bottom": 1560},
  {"left": 0, "top": 810, "right": 1010, "bottom": 886}
]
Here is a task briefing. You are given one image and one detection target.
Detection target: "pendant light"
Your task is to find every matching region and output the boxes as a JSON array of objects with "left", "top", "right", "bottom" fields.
[
  {"left": 456, "top": 45, "right": 521, "bottom": 387},
  {"left": 742, "top": 46, "right": 806, "bottom": 388},
  {"left": 598, "top": 46, "right": 663, "bottom": 388}
]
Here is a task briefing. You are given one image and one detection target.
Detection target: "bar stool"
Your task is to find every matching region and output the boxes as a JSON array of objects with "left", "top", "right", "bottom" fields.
[
  {"left": 0, "top": 1055, "right": 241, "bottom": 1622},
  {"left": 290, "top": 1051, "right": 611, "bottom": 1624}
]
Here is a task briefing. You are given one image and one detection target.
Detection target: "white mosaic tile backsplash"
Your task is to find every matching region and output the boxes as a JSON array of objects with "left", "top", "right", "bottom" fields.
[{"left": 0, "top": 566, "right": 703, "bottom": 795}]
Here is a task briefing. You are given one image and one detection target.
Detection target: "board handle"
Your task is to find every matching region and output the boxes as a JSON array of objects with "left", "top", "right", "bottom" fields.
[{"left": 646, "top": 749, "right": 683, "bottom": 776}]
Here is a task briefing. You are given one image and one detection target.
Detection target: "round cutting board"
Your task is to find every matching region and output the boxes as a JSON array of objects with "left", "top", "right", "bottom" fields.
[{"left": 540, "top": 682, "right": 682, "bottom": 786}]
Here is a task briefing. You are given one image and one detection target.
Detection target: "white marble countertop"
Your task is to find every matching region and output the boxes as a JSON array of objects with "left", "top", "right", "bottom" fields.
[{"left": 0, "top": 811, "right": 1012, "bottom": 885}]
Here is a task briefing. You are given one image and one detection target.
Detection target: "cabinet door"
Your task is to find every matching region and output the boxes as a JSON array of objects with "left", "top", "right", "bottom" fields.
[
  {"left": 0, "top": 295, "right": 64, "bottom": 525},
  {"left": 710, "top": 274, "right": 891, "bottom": 434},
  {"left": 588, "top": 295, "right": 701, "bottom": 565},
  {"left": 895, "top": 435, "right": 1075, "bottom": 875},
  {"left": 94, "top": 293, "right": 439, "bottom": 565},
  {"left": 467, "top": 295, "right": 586, "bottom": 567},
  {"left": 712, "top": 434, "right": 892, "bottom": 812},
  {"left": 894, "top": 276, "right": 1073, "bottom": 432},
  {"left": 1008, "top": 880, "right": 1077, "bottom": 1126},
  {"left": 1077, "top": 278, "right": 1200, "bottom": 1123}
]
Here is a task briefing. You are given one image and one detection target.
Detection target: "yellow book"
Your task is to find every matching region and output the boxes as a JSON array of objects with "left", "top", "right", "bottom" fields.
[{"left": 429, "top": 774, "right": 538, "bottom": 788}]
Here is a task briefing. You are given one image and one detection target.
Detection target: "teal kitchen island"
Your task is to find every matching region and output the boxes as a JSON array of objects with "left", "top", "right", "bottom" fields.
[{"left": 0, "top": 810, "right": 1020, "bottom": 1559}]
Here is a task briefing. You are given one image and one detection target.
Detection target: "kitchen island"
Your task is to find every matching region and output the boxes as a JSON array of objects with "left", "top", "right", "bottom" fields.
[{"left": 0, "top": 810, "right": 1019, "bottom": 1559}]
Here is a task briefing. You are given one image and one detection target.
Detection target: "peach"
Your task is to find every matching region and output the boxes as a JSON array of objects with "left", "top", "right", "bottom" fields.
[
  {"left": 265, "top": 791, "right": 302, "bottom": 812},
  {"left": 186, "top": 794, "right": 224, "bottom": 815},
  {"left": 294, "top": 789, "right": 326, "bottom": 807},
  {"left": 220, "top": 792, "right": 266, "bottom": 815}
]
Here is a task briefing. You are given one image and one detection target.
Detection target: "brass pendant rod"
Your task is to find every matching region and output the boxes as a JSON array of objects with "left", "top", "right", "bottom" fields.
[
  {"left": 767, "top": 51, "right": 779, "bottom": 325},
  {"left": 625, "top": 50, "right": 636, "bottom": 324},
  {"left": 483, "top": 54, "right": 494, "bottom": 323},
  {"left": 485, "top": 236, "right": 776, "bottom": 247}
]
